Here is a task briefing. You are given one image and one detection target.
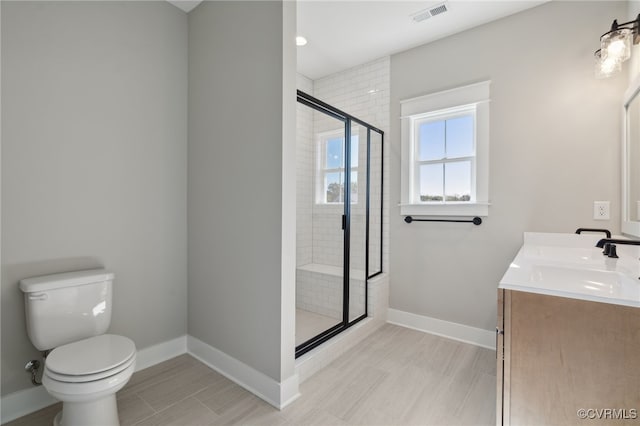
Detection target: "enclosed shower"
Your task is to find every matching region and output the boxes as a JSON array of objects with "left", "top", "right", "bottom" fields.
[{"left": 295, "top": 91, "right": 383, "bottom": 357}]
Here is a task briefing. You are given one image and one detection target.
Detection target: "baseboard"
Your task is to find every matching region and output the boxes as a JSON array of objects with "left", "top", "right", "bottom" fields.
[
  {"left": 0, "top": 385, "right": 57, "bottom": 424},
  {"left": 0, "top": 335, "right": 188, "bottom": 424},
  {"left": 387, "top": 308, "right": 495, "bottom": 350},
  {"left": 135, "top": 335, "right": 188, "bottom": 372},
  {"left": 187, "top": 335, "right": 300, "bottom": 410},
  {"left": 278, "top": 374, "right": 301, "bottom": 409}
]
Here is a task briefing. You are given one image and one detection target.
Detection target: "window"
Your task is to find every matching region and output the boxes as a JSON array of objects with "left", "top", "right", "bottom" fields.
[
  {"left": 400, "top": 81, "right": 490, "bottom": 217},
  {"left": 317, "top": 129, "right": 359, "bottom": 204}
]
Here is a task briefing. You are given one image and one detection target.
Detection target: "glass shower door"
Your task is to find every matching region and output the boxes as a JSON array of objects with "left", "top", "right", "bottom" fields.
[
  {"left": 348, "top": 123, "right": 366, "bottom": 322},
  {"left": 295, "top": 100, "right": 345, "bottom": 352},
  {"left": 295, "top": 90, "right": 384, "bottom": 357}
]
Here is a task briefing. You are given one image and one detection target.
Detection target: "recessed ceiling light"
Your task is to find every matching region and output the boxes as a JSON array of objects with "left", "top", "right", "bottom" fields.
[{"left": 296, "top": 36, "right": 308, "bottom": 47}]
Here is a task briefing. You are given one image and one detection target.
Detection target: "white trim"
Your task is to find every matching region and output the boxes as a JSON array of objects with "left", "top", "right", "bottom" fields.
[
  {"left": 187, "top": 335, "right": 300, "bottom": 410},
  {"left": 387, "top": 308, "right": 495, "bottom": 350},
  {"left": 0, "top": 385, "right": 57, "bottom": 424},
  {"left": 622, "top": 73, "right": 640, "bottom": 238},
  {"left": 0, "top": 335, "right": 188, "bottom": 423},
  {"left": 400, "top": 203, "right": 489, "bottom": 217},
  {"left": 280, "top": 3, "right": 298, "bottom": 408},
  {"left": 315, "top": 127, "right": 361, "bottom": 206},
  {"left": 400, "top": 80, "right": 491, "bottom": 116},
  {"left": 134, "top": 335, "right": 188, "bottom": 372},
  {"left": 278, "top": 374, "right": 301, "bottom": 409},
  {"left": 400, "top": 81, "right": 490, "bottom": 218}
]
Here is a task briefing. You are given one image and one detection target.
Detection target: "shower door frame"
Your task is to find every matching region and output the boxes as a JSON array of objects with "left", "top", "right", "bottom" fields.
[{"left": 296, "top": 90, "right": 384, "bottom": 358}]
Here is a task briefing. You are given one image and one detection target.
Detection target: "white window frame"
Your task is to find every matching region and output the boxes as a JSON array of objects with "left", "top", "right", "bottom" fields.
[
  {"left": 400, "top": 81, "right": 490, "bottom": 217},
  {"left": 315, "top": 128, "right": 359, "bottom": 205}
]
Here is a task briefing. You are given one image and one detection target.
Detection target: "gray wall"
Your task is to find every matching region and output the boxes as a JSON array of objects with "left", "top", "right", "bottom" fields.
[
  {"left": 188, "top": 1, "right": 286, "bottom": 381},
  {"left": 1, "top": 1, "right": 188, "bottom": 396},
  {"left": 389, "top": 1, "right": 628, "bottom": 332}
]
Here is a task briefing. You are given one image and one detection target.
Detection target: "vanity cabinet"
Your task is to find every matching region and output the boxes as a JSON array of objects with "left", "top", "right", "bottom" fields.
[{"left": 496, "top": 289, "right": 640, "bottom": 426}]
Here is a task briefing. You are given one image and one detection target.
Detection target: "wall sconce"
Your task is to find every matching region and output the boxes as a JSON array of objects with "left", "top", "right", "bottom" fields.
[{"left": 595, "top": 15, "right": 640, "bottom": 78}]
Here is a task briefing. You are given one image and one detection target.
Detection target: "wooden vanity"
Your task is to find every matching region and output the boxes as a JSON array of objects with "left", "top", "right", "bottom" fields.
[{"left": 496, "top": 288, "right": 640, "bottom": 425}]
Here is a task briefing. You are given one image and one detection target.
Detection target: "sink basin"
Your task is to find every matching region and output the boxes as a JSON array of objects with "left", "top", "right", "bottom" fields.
[
  {"left": 500, "top": 233, "right": 640, "bottom": 308},
  {"left": 523, "top": 246, "right": 601, "bottom": 263},
  {"left": 530, "top": 265, "right": 640, "bottom": 302}
]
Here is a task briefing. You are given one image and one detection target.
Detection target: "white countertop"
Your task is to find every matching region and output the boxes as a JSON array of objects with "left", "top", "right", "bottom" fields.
[{"left": 499, "top": 232, "right": 640, "bottom": 308}]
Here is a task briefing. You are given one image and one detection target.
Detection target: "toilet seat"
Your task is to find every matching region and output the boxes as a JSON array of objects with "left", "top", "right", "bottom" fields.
[
  {"left": 45, "top": 334, "right": 136, "bottom": 383},
  {"left": 45, "top": 353, "right": 135, "bottom": 383}
]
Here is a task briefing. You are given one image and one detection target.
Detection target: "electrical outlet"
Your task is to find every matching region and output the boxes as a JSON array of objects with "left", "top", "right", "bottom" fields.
[{"left": 593, "top": 201, "right": 610, "bottom": 220}]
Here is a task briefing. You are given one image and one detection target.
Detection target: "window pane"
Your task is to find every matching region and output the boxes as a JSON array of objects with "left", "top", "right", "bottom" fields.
[
  {"left": 325, "top": 172, "right": 343, "bottom": 203},
  {"left": 419, "top": 163, "right": 443, "bottom": 202},
  {"left": 446, "top": 115, "right": 474, "bottom": 158},
  {"left": 326, "top": 137, "right": 343, "bottom": 169},
  {"left": 350, "top": 135, "right": 359, "bottom": 168},
  {"left": 418, "top": 121, "right": 445, "bottom": 161},
  {"left": 445, "top": 161, "right": 471, "bottom": 202}
]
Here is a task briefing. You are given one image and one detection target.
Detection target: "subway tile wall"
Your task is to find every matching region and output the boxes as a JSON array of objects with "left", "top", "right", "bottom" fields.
[
  {"left": 312, "top": 56, "right": 390, "bottom": 274},
  {"left": 296, "top": 74, "right": 314, "bottom": 267},
  {"left": 296, "top": 267, "right": 366, "bottom": 321},
  {"left": 295, "top": 56, "right": 390, "bottom": 328}
]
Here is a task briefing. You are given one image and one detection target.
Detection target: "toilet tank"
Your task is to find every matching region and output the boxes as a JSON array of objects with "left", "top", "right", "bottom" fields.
[{"left": 19, "top": 269, "right": 114, "bottom": 351}]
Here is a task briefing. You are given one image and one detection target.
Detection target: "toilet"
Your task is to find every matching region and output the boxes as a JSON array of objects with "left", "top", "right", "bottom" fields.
[{"left": 20, "top": 269, "right": 136, "bottom": 426}]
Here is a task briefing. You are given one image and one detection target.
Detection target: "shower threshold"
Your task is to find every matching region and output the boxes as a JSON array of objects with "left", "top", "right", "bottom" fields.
[{"left": 295, "top": 309, "right": 340, "bottom": 347}]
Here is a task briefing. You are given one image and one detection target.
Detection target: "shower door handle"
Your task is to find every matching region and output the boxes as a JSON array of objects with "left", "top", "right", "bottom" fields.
[{"left": 342, "top": 215, "right": 346, "bottom": 230}]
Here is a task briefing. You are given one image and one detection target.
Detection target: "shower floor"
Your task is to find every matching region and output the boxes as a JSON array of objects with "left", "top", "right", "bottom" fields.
[{"left": 295, "top": 308, "right": 340, "bottom": 346}]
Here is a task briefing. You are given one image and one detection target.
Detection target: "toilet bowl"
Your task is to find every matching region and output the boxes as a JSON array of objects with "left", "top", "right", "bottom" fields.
[
  {"left": 42, "top": 334, "right": 137, "bottom": 426},
  {"left": 20, "top": 270, "right": 136, "bottom": 426}
]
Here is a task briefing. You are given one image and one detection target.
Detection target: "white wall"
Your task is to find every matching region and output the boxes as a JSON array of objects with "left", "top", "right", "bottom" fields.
[
  {"left": 188, "top": 0, "right": 296, "bottom": 385},
  {"left": 389, "top": 1, "right": 628, "bottom": 332},
  {"left": 1, "top": 1, "right": 188, "bottom": 396}
]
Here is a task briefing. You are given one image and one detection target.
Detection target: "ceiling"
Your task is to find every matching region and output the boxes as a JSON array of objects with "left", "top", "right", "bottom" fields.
[
  {"left": 167, "top": 0, "right": 547, "bottom": 80},
  {"left": 167, "top": 0, "right": 201, "bottom": 13},
  {"left": 297, "top": 1, "right": 547, "bottom": 80}
]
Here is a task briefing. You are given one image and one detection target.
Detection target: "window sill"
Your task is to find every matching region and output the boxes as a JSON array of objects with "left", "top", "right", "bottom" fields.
[
  {"left": 400, "top": 202, "right": 489, "bottom": 217},
  {"left": 314, "top": 202, "right": 362, "bottom": 209}
]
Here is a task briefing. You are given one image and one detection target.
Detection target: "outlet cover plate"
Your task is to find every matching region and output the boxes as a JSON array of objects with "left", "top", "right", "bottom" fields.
[{"left": 593, "top": 201, "right": 610, "bottom": 220}]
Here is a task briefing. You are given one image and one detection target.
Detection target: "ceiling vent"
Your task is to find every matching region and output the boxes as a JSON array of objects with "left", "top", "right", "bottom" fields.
[{"left": 411, "top": 2, "right": 449, "bottom": 23}]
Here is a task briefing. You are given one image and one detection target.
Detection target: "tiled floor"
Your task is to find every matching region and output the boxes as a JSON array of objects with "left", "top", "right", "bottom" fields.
[
  {"left": 5, "top": 324, "right": 496, "bottom": 426},
  {"left": 296, "top": 309, "right": 340, "bottom": 346}
]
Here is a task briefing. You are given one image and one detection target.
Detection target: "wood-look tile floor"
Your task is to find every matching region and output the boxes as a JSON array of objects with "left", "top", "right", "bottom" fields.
[{"left": 5, "top": 324, "right": 496, "bottom": 426}]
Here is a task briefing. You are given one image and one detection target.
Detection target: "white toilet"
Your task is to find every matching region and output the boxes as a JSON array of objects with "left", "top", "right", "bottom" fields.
[{"left": 20, "top": 269, "right": 136, "bottom": 426}]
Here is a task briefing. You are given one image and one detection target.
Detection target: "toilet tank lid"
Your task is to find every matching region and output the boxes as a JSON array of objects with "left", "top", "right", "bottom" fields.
[{"left": 19, "top": 269, "right": 114, "bottom": 293}]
